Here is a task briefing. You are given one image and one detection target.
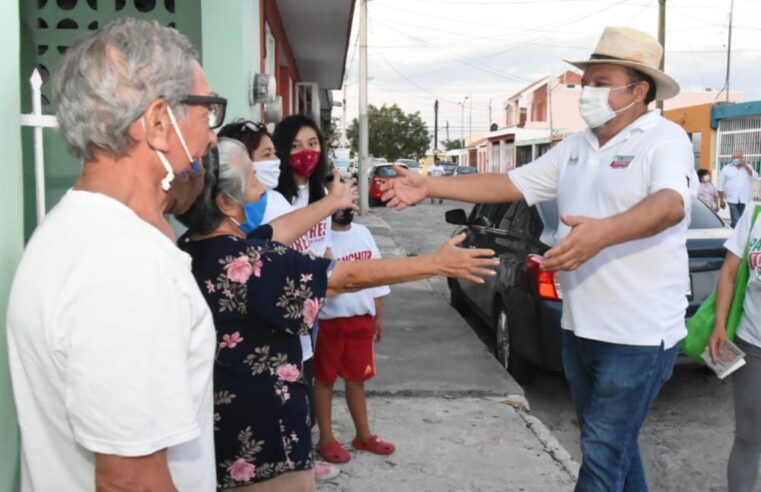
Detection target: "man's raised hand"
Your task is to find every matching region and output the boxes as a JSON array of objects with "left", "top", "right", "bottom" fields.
[{"left": 380, "top": 164, "right": 429, "bottom": 210}]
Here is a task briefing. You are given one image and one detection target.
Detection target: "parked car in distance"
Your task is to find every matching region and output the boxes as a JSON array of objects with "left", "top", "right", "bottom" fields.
[
  {"left": 445, "top": 196, "right": 731, "bottom": 384},
  {"left": 455, "top": 166, "right": 478, "bottom": 175},
  {"left": 439, "top": 162, "right": 458, "bottom": 176},
  {"left": 395, "top": 158, "right": 422, "bottom": 174},
  {"left": 369, "top": 163, "right": 408, "bottom": 206}
]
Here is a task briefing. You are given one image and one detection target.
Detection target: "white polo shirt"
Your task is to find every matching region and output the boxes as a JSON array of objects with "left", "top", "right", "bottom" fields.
[
  {"left": 718, "top": 163, "right": 758, "bottom": 204},
  {"left": 509, "top": 110, "right": 695, "bottom": 348}
]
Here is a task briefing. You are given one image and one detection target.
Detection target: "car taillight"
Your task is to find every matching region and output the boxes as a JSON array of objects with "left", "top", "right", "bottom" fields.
[{"left": 526, "top": 255, "right": 563, "bottom": 300}]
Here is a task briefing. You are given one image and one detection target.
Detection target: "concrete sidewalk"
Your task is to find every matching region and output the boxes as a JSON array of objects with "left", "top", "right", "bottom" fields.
[{"left": 316, "top": 213, "right": 578, "bottom": 491}]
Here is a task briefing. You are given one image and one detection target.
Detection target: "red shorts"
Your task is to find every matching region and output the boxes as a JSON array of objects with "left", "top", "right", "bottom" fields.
[{"left": 313, "top": 315, "right": 376, "bottom": 385}]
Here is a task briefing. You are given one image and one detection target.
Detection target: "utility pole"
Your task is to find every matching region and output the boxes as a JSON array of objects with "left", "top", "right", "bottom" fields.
[
  {"left": 460, "top": 96, "right": 468, "bottom": 147},
  {"left": 548, "top": 77, "right": 554, "bottom": 143},
  {"left": 488, "top": 98, "right": 492, "bottom": 130},
  {"left": 724, "top": 0, "right": 735, "bottom": 103},
  {"left": 468, "top": 93, "right": 472, "bottom": 145},
  {"left": 341, "top": 77, "right": 348, "bottom": 146},
  {"left": 358, "top": 0, "right": 369, "bottom": 215},
  {"left": 657, "top": 0, "right": 666, "bottom": 111},
  {"left": 446, "top": 120, "right": 450, "bottom": 142},
  {"left": 434, "top": 99, "right": 439, "bottom": 155}
]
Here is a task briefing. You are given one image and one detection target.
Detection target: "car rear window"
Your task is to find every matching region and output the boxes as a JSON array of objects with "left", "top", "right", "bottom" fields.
[
  {"left": 376, "top": 166, "right": 399, "bottom": 177},
  {"left": 690, "top": 198, "right": 725, "bottom": 229}
]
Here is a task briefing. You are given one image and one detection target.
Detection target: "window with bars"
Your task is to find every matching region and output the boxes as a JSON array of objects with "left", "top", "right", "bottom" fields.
[{"left": 716, "top": 116, "right": 761, "bottom": 174}]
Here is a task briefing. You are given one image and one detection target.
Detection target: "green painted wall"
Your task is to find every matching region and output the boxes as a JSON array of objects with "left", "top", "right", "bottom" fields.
[
  {"left": 1, "top": 0, "right": 22, "bottom": 489},
  {"left": 201, "top": 0, "right": 260, "bottom": 122}
]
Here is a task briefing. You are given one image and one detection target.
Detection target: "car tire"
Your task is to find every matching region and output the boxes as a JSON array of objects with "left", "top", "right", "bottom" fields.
[
  {"left": 495, "top": 303, "right": 535, "bottom": 385},
  {"left": 448, "top": 279, "right": 471, "bottom": 316}
]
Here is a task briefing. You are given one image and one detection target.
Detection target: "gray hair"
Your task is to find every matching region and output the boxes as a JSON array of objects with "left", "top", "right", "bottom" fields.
[
  {"left": 217, "top": 138, "right": 250, "bottom": 202},
  {"left": 52, "top": 18, "right": 198, "bottom": 161},
  {"left": 176, "top": 138, "right": 252, "bottom": 235}
]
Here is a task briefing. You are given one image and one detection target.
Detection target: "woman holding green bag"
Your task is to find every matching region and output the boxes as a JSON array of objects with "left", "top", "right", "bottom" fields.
[{"left": 709, "top": 204, "right": 761, "bottom": 492}]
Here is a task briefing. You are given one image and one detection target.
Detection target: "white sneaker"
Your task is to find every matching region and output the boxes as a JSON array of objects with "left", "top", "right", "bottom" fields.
[{"left": 314, "top": 460, "right": 340, "bottom": 481}]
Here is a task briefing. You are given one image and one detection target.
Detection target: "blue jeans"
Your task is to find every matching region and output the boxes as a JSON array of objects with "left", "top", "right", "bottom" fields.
[
  {"left": 729, "top": 202, "right": 746, "bottom": 228},
  {"left": 562, "top": 330, "right": 680, "bottom": 492}
]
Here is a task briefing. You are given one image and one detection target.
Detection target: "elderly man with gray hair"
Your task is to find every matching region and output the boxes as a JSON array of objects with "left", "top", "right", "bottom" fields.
[{"left": 7, "top": 18, "right": 223, "bottom": 491}]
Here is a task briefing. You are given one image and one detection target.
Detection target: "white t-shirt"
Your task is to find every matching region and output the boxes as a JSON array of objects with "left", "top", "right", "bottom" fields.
[
  {"left": 429, "top": 164, "right": 444, "bottom": 177},
  {"left": 7, "top": 190, "right": 216, "bottom": 491},
  {"left": 262, "top": 189, "right": 311, "bottom": 253},
  {"left": 718, "top": 163, "right": 758, "bottom": 204},
  {"left": 724, "top": 204, "right": 761, "bottom": 348},
  {"left": 291, "top": 184, "right": 332, "bottom": 257},
  {"left": 509, "top": 110, "right": 695, "bottom": 348},
  {"left": 319, "top": 224, "right": 390, "bottom": 320}
]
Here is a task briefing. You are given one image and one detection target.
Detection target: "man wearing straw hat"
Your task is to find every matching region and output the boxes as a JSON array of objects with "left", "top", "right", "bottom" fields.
[{"left": 382, "top": 27, "right": 695, "bottom": 491}]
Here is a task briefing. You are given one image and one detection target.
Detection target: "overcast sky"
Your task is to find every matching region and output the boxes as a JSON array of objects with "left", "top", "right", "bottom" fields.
[{"left": 331, "top": 0, "right": 761, "bottom": 148}]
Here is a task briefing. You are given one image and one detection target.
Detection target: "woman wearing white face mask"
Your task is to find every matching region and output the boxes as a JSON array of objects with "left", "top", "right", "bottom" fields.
[{"left": 218, "top": 120, "right": 348, "bottom": 254}]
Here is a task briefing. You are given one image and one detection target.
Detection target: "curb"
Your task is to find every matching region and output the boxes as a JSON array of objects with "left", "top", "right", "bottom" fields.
[{"left": 516, "top": 409, "right": 580, "bottom": 482}]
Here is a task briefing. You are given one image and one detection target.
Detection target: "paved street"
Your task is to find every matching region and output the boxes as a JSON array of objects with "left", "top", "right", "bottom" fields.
[{"left": 368, "top": 200, "right": 738, "bottom": 492}]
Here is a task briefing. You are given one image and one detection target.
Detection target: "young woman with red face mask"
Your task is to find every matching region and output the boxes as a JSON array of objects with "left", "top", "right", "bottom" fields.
[{"left": 273, "top": 115, "right": 332, "bottom": 257}]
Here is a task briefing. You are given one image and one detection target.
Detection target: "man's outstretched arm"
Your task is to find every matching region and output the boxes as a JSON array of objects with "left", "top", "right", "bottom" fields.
[{"left": 380, "top": 165, "right": 524, "bottom": 210}]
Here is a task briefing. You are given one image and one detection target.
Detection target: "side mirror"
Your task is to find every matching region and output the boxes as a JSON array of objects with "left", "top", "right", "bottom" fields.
[{"left": 445, "top": 209, "right": 468, "bottom": 225}]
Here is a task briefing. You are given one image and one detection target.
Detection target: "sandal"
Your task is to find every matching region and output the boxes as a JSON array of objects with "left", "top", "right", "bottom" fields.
[
  {"left": 351, "top": 435, "right": 396, "bottom": 455},
  {"left": 316, "top": 440, "right": 351, "bottom": 464}
]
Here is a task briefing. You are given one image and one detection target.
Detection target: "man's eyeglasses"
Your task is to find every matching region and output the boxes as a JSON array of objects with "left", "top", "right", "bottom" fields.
[{"left": 181, "top": 94, "right": 228, "bottom": 129}]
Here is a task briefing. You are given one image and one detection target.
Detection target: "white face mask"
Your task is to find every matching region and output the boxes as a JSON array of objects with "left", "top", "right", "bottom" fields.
[
  {"left": 253, "top": 159, "right": 281, "bottom": 190},
  {"left": 578, "top": 83, "right": 637, "bottom": 130},
  {"left": 144, "top": 106, "right": 196, "bottom": 191}
]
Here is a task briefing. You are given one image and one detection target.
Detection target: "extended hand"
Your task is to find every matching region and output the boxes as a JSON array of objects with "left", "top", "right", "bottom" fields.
[
  {"left": 328, "top": 169, "right": 359, "bottom": 212},
  {"left": 543, "top": 215, "right": 610, "bottom": 272},
  {"left": 433, "top": 233, "right": 499, "bottom": 283},
  {"left": 380, "top": 164, "right": 429, "bottom": 210},
  {"left": 708, "top": 326, "right": 727, "bottom": 362},
  {"left": 375, "top": 319, "right": 384, "bottom": 343}
]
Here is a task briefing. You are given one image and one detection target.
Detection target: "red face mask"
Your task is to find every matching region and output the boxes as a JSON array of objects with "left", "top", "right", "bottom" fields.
[{"left": 289, "top": 149, "right": 321, "bottom": 178}]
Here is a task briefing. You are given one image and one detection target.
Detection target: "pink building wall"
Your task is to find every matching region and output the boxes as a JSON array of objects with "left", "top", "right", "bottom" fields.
[{"left": 504, "top": 71, "right": 744, "bottom": 137}]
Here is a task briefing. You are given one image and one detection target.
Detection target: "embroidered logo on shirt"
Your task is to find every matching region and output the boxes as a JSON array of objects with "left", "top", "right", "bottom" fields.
[
  {"left": 610, "top": 154, "right": 635, "bottom": 169},
  {"left": 568, "top": 156, "right": 579, "bottom": 165}
]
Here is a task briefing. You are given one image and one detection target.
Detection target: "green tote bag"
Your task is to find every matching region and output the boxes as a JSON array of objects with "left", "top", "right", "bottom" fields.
[{"left": 682, "top": 204, "right": 760, "bottom": 361}]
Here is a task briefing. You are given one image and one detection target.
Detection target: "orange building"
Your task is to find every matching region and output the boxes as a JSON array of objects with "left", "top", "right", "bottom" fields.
[{"left": 664, "top": 103, "right": 714, "bottom": 173}]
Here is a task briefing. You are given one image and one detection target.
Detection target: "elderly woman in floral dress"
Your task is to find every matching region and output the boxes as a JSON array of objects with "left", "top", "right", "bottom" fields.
[{"left": 177, "top": 139, "right": 497, "bottom": 491}]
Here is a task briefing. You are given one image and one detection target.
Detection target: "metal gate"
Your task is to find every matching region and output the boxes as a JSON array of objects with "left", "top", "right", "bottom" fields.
[{"left": 715, "top": 115, "right": 761, "bottom": 202}]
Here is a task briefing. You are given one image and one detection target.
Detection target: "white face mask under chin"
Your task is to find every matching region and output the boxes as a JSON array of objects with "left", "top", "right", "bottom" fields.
[
  {"left": 143, "top": 106, "right": 196, "bottom": 191},
  {"left": 578, "top": 84, "right": 637, "bottom": 130}
]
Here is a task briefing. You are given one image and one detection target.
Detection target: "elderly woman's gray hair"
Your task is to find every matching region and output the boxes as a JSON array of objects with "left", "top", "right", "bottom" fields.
[
  {"left": 176, "top": 138, "right": 252, "bottom": 236},
  {"left": 52, "top": 18, "right": 198, "bottom": 162}
]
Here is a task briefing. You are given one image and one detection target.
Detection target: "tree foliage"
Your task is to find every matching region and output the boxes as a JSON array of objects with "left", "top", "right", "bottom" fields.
[
  {"left": 440, "top": 138, "right": 464, "bottom": 151},
  {"left": 347, "top": 104, "right": 430, "bottom": 161}
]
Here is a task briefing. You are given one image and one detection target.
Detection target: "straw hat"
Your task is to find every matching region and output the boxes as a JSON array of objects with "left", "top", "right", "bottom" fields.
[{"left": 565, "top": 27, "right": 680, "bottom": 100}]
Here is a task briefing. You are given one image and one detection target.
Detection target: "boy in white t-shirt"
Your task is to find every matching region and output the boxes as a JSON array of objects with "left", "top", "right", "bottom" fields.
[{"left": 313, "top": 209, "right": 394, "bottom": 464}]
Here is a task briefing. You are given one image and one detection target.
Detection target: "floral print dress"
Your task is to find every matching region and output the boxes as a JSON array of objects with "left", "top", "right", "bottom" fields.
[{"left": 182, "top": 232, "right": 332, "bottom": 488}]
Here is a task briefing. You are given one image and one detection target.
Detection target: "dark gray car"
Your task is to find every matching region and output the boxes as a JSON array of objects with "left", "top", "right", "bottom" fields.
[{"left": 446, "top": 196, "right": 731, "bottom": 384}]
